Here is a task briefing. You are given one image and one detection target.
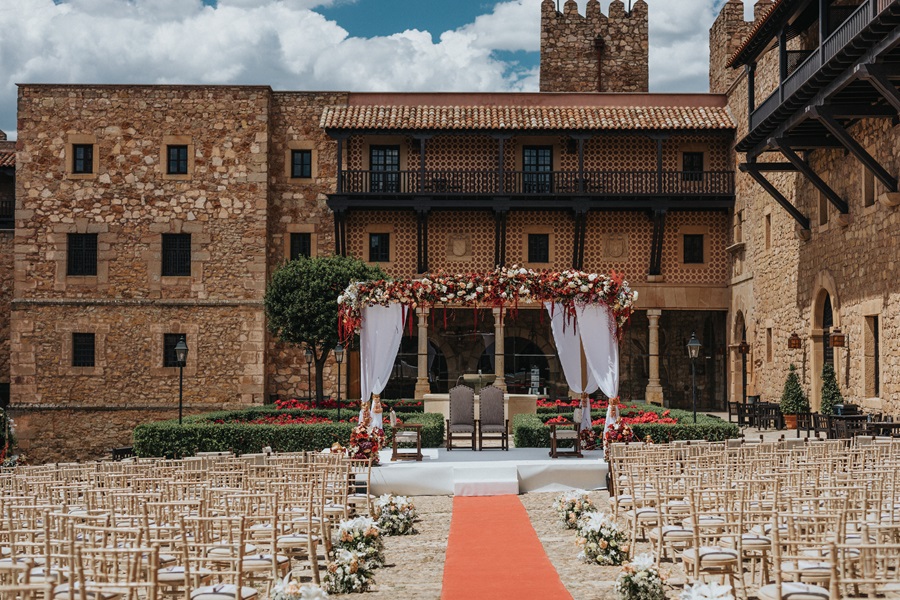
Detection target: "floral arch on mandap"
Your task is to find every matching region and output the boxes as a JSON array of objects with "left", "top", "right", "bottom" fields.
[{"left": 337, "top": 266, "right": 638, "bottom": 431}]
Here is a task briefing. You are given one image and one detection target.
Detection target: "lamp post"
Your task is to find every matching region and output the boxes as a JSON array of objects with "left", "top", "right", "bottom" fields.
[
  {"left": 687, "top": 332, "right": 701, "bottom": 424},
  {"left": 738, "top": 335, "right": 750, "bottom": 405},
  {"left": 304, "top": 346, "right": 314, "bottom": 407},
  {"left": 334, "top": 344, "right": 345, "bottom": 422},
  {"left": 174, "top": 336, "right": 189, "bottom": 425}
]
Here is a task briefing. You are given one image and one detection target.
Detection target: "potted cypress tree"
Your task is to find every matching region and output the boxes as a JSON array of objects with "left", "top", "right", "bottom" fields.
[
  {"left": 820, "top": 363, "right": 842, "bottom": 417},
  {"left": 780, "top": 364, "right": 809, "bottom": 429}
]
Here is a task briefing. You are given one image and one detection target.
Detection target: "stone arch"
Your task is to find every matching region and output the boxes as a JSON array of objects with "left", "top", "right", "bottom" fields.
[
  {"left": 730, "top": 309, "right": 748, "bottom": 403},
  {"left": 809, "top": 270, "right": 841, "bottom": 412}
]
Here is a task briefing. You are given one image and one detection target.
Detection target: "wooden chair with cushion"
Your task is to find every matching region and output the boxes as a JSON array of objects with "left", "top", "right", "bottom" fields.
[
  {"left": 446, "top": 385, "right": 476, "bottom": 451},
  {"left": 477, "top": 386, "right": 508, "bottom": 451}
]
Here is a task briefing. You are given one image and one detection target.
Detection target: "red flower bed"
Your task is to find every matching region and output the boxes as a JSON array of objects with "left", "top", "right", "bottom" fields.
[
  {"left": 545, "top": 415, "right": 572, "bottom": 425},
  {"left": 273, "top": 398, "right": 360, "bottom": 411},
  {"left": 247, "top": 414, "right": 333, "bottom": 425},
  {"left": 591, "top": 409, "right": 677, "bottom": 427}
]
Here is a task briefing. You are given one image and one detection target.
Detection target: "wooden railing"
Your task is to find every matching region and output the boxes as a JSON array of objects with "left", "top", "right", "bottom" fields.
[
  {"left": 749, "top": 0, "right": 893, "bottom": 132},
  {"left": 338, "top": 169, "right": 735, "bottom": 196}
]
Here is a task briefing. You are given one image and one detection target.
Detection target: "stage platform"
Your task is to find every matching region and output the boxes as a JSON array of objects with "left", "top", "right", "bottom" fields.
[{"left": 370, "top": 448, "right": 608, "bottom": 497}]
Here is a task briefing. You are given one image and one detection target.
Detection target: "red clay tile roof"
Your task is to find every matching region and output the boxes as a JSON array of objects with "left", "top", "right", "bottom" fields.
[
  {"left": 0, "top": 151, "right": 14, "bottom": 168},
  {"left": 727, "top": 0, "right": 785, "bottom": 68},
  {"left": 320, "top": 105, "right": 736, "bottom": 131}
]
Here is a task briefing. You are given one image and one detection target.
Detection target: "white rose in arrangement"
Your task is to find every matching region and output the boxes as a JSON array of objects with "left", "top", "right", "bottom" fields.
[{"left": 680, "top": 582, "right": 735, "bottom": 600}]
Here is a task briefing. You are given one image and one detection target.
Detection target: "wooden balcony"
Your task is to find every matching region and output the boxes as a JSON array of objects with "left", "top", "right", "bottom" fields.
[{"left": 338, "top": 169, "right": 734, "bottom": 200}]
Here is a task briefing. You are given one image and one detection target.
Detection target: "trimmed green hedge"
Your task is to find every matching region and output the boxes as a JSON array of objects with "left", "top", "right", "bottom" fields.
[
  {"left": 513, "top": 406, "right": 739, "bottom": 448},
  {"left": 133, "top": 409, "right": 444, "bottom": 458}
]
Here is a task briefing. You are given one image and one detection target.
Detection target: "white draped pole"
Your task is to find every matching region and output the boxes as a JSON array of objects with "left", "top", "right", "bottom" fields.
[
  {"left": 545, "top": 302, "right": 598, "bottom": 430},
  {"left": 359, "top": 303, "right": 405, "bottom": 431},
  {"left": 574, "top": 303, "right": 620, "bottom": 433}
]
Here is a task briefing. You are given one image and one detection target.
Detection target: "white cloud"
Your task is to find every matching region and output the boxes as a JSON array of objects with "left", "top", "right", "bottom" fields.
[{"left": 0, "top": 0, "right": 731, "bottom": 138}]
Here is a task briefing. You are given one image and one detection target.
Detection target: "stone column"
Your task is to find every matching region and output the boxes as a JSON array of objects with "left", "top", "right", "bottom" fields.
[
  {"left": 414, "top": 308, "right": 431, "bottom": 399},
  {"left": 493, "top": 307, "right": 507, "bottom": 392},
  {"left": 646, "top": 309, "right": 664, "bottom": 405}
]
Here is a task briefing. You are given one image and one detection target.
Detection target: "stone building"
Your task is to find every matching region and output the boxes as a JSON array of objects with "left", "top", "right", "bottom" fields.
[
  {"left": 710, "top": 0, "right": 900, "bottom": 412},
  {"left": 0, "top": 130, "right": 14, "bottom": 411}
]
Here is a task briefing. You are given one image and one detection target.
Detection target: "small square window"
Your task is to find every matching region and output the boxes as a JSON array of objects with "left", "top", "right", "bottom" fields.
[
  {"left": 683, "top": 234, "right": 704, "bottom": 264},
  {"left": 167, "top": 145, "right": 189, "bottom": 175},
  {"left": 162, "top": 233, "right": 191, "bottom": 277},
  {"left": 291, "top": 150, "right": 312, "bottom": 179},
  {"left": 369, "top": 233, "right": 390, "bottom": 263},
  {"left": 72, "top": 144, "right": 94, "bottom": 174},
  {"left": 682, "top": 152, "right": 704, "bottom": 182},
  {"left": 72, "top": 332, "right": 96, "bottom": 368},
  {"left": 290, "top": 232, "right": 312, "bottom": 260},
  {"left": 67, "top": 233, "right": 98, "bottom": 277},
  {"left": 163, "top": 333, "right": 186, "bottom": 368},
  {"left": 528, "top": 233, "right": 550, "bottom": 263}
]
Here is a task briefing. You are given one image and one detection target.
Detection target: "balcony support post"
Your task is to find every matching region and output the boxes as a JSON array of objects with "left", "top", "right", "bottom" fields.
[
  {"left": 334, "top": 210, "right": 347, "bottom": 257},
  {"left": 334, "top": 134, "right": 348, "bottom": 194},
  {"left": 413, "top": 135, "right": 431, "bottom": 193},
  {"left": 778, "top": 29, "right": 788, "bottom": 93},
  {"left": 810, "top": 105, "right": 898, "bottom": 191},
  {"left": 819, "top": 0, "right": 829, "bottom": 44},
  {"left": 856, "top": 64, "right": 900, "bottom": 113},
  {"left": 648, "top": 209, "right": 667, "bottom": 278},
  {"left": 747, "top": 63, "right": 756, "bottom": 114},
  {"left": 571, "top": 204, "right": 588, "bottom": 270},
  {"left": 493, "top": 207, "right": 508, "bottom": 268},
  {"left": 570, "top": 133, "right": 591, "bottom": 194},
  {"left": 771, "top": 138, "right": 848, "bottom": 213},
  {"left": 494, "top": 135, "right": 512, "bottom": 194},
  {"left": 740, "top": 163, "right": 811, "bottom": 231},
  {"left": 415, "top": 207, "right": 429, "bottom": 274}
]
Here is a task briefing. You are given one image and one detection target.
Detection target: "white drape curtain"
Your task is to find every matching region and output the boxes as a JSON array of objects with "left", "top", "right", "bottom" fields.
[
  {"left": 545, "top": 302, "right": 598, "bottom": 431},
  {"left": 359, "top": 303, "right": 404, "bottom": 431},
  {"left": 574, "top": 303, "right": 620, "bottom": 431}
]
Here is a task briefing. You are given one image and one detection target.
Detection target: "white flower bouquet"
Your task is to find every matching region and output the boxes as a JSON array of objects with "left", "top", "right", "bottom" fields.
[
  {"left": 614, "top": 553, "right": 665, "bottom": 600},
  {"left": 680, "top": 582, "right": 735, "bottom": 600},
  {"left": 271, "top": 578, "right": 329, "bottom": 600},
  {"left": 323, "top": 549, "right": 374, "bottom": 595},
  {"left": 373, "top": 493, "right": 418, "bottom": 536},
  {"left": 553, "top": 489, "right": 598, "bottom": 529},
  {"left": 337, "top": 516, "right": 385, "bottom": 568},
  {"left": 576, "top": 511, "right": 629, "bottom": 565}
]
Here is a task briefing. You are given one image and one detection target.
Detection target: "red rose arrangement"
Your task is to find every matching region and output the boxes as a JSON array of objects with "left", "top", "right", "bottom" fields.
[{"left": 347, "top": 425, "right": 385, "bottom": 466}]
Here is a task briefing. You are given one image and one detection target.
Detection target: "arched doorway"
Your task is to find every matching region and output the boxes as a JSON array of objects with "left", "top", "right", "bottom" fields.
[
  {"left": 811, "top": 289, "right": 838, "bottom": 411},
  {"left": 731, "top": 311, "right": 748, "bottom": 403}
]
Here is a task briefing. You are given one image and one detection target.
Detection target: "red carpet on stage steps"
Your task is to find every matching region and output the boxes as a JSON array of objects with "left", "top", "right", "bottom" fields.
[{"left": 441, "top": 495, "right": 573, "bottom": 600}]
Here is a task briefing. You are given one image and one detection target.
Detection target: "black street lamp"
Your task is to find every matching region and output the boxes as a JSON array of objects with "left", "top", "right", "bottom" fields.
[
  {"left": 174, "top": 336, "right": 189, "bottom": 425},
  {"left": 334, "top": 343, "right": 345, "bottom": 422},
  {"left": 304, "top": 345, "right": 314, "bottom": 407},
  {"left": 738, "top": 334, "right": 750, "bottom": 406},
  {"left": 687, "top": 332, "right": 701, "bottom": 424}
]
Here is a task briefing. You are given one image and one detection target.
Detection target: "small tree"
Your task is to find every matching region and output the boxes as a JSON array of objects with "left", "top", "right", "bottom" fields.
[
  {"left": 780, "top": 363, "right": 809, "bottom": 415},
  {"left": 820, "top": 362, "right": 842, "bottom": 416},
  {"left": 265, "top": 255, "right": 385, "bottom": 403}
]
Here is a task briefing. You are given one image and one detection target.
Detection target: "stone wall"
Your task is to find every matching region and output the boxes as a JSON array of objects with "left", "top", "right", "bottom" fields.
[
  {"left": 540, "top": 0, "right": 649, "bottom": 93},
  {"left": 720, "top": 13, "right": 900, "bottom": 414}
]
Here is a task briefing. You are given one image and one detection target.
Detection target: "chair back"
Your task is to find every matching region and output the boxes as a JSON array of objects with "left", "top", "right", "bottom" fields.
[
  {"left": 479, "top": 386, "right": 504, "bottom": 427},
  {"left": 449, "top": 385, "right": 475, "bottom": 427}
]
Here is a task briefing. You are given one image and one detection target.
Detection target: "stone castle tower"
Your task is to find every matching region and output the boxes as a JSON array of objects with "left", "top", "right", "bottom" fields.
[
  {"left": 708, "top": 0, "right": 773, "bottom": 94},
  {"left": 539, "top": 0, "right": 649, "bottom": 93}
]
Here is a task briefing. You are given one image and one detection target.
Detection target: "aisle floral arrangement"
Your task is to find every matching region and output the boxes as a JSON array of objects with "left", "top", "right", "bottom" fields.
[
  {"left": 374, "top": 494, "right": 418, "bottom": 535},
  {"left": 614, "top": 553, "right": 666, "bottom": 600},
  {"left": 338, "top": 266, "right": 637, "bottom": 342},
  {"left": 553, "top": 489, "right": 598, "bottom": 529},
  {"left": 337, "top": 516, "right": 385, "bottom": 568},
  {"left": 271, "top": 578, "right": 329, "bottom": 600},
  {"left": 604, "top": 422, "right": 637, "bottom": 459},
  {"left": 323, "top": 549, "right": 374, "bottom": 595},
  {"left": 347, "top": 425, "right": 384, "bottom": 466},
  {"left": 680, "top": 582, "right": 735, "bottom": 600},
  {"left": 576, "top": 511, "right": 629, "bottom": 565}
]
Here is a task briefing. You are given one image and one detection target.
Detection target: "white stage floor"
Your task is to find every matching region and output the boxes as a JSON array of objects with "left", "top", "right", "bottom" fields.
[{"left": 370, "top": 448, "right": 608, "bottom": 497}]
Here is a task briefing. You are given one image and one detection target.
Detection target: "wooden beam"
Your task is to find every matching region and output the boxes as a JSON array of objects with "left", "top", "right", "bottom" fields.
[
  {"left": 745, "top": 162, "right": 799, "bottom": 172},
  {"left": 821, "top": 104, "right": 898, "bottom": 118},
  {"left": 856, "top": 64, "right": 900, "bottom": 113},
  {"left": 809, "top": 105, "right": 899, "bottom": 191},
  {"left": 771, "top": 138, "right": 849, "bottom": 213},
  {"left": 741, "top": 164, "right": 811, "bottom": 230},
  {"left": 773, "top": 135, "right": 844, "bottom": 149}
]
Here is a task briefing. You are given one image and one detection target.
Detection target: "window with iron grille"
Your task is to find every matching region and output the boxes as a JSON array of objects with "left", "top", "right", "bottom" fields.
[
  {"left": 290, "top": 232, "right": 312, "bottom": 260},
  {"left": 67, "top": 233, "right": 98, "bottom": 276},
  {"left": 369, "top": 146, "right": 400, "bottom": 193},
  {"left": 167, "top": 145, "right": 189, "bottom": 175},
  {"left": 528, "top": 233, "right": 550, "bottom": 263},
  {"left": 523, "top": 146, "right": 553, "bottom": 193},
  {"left": 161, "top": 233, "right": 191, "bottom": 277},
  {"left": 683, "top": 234, "right": 704, "bottom": 264},
  {"left": 163, "top": 333, "right": 186, "bottom": 368},
  {"left": 682, "top": 152, "right": 704, "bottom": 182},
  {"left": 291, "top": 150, "right": 312, "bottom": 179},
  {"left": 369, "top": 233, "right": 390, "bottom": 263},
  {"left": 73, "top": 144, "right": 93, "bottom": 174},
  {"left": 72, "top": 333, "right": 96, "bottom": 368}
]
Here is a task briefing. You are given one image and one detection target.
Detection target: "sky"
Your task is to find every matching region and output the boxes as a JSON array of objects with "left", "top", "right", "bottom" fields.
[{"left": 0, "top": 0, "right": 749, "bottom": 140}]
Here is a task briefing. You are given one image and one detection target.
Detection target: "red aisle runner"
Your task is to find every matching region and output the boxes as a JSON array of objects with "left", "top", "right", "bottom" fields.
[{"left": 441, "top": 495, "right": 573, "bottom": 600}]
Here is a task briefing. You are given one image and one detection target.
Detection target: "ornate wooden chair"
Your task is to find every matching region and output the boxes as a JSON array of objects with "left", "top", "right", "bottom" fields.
[
  {"left": 446, "top": 385, "right": 476, "bottom": 451},
  {"left": 477, "top": 385, "right": 508, "bottom": 451}
]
